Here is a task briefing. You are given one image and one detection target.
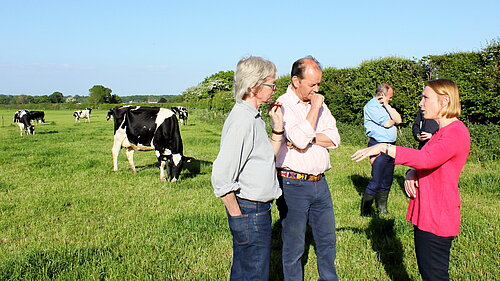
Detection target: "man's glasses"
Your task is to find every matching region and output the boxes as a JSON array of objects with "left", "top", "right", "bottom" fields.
[{"left": 261, "top": 83, "right": 277, "bottom": 91}]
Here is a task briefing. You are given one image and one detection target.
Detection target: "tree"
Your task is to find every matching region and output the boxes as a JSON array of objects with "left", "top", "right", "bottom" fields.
[
  {"left": 181, "top": 71, "right": 233, "bottom": 101},
  {"left": 37, "top": 95, "right": 51, "bottom": 103},
  {"left": 109, "top": 94, "right": 122, "bottom": 104},
  {"left": 88, "top": 85, "right": 113, "bottom": 105},
  {"left": 0, "top": 95, "right": 14, "bottom": 104},
  {"left": 73, "top": 95, "right": 87, "bottom": 104},
  {"left": 49, "top": 92, "right": 64, "bottom": 103},
  {"left": 16, "top": 95, "right": 29, "bottom": 104}
]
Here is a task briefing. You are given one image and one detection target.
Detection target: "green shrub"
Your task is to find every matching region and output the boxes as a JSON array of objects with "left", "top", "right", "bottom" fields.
[
  {"left": 336, "top": 122, "right": 498, "bottom": 162},
  {"left": 321, "top": 57, "right": 425, "bottom": 125},
  {"left": 422, "top": 39, "right": 500, "bottom": 124},
  {"left": 467, "top": 123, "right": 500, "bottom": 161},
  {"left": 211, "top": 91, "right": 234, "bottom": 113}
]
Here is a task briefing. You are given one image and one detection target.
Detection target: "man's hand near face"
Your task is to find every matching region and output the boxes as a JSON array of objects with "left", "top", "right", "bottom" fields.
[{"left": 310, "top": 93, "right": 324, "bottom": 109}]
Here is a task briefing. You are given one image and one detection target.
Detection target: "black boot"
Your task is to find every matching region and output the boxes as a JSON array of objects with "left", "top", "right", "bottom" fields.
[
  {"left": 375, "top": 191, "right": 390, "bottom": 214},
  {"left": 360, "top": 193, "right": 375, "bottom": 217}
]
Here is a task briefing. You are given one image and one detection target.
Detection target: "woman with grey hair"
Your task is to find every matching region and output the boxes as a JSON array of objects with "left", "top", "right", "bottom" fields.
[{"left": 212, "top": 56, "right": 283, "bottom": 280}]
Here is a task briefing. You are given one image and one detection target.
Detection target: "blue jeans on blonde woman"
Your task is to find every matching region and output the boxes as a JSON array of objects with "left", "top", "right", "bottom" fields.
[
  {"left": 227, "top": 197, "right": 272, "bottom": 281},
  {"left": 277, "top": 176, "right": 338, "bottom": 281}
]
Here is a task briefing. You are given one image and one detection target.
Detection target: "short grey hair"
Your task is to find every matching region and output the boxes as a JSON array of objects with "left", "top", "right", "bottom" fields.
[
  {"left": 375, "top": 83, "right": 392, "bottom": 96},
  {"left": 234, "top": 56, "right": 277, "bottom": 102}
]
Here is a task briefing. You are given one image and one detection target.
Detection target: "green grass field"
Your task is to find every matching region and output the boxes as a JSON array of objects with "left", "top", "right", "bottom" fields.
[{"left": 0, "top": 109, "right": 498, "bottom": 280}]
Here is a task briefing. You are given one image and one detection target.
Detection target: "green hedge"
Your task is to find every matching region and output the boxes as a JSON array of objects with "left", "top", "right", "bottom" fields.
[
  {"left": 424, "top": 48, "right": 499, "bottom": 123},
  {"left": 186, "top": 39, "right": 499, "bottom": 125}
]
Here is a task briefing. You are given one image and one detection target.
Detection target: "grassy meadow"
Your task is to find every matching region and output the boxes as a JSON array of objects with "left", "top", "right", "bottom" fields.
[{"left": 0, "top": 108, "right": 498, "bottom": 280}]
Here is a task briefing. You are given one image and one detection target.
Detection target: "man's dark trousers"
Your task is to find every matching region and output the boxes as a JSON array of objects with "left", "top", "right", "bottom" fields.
[
  {"left": 365, "top": 138, "right": 395, "bottom": 195},
  {"left": 277, "top": 176, "right": 338, "bottom": 281}
]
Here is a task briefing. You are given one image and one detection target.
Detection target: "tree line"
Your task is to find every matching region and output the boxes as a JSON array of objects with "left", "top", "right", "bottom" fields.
[
  {"left": 182, "top": 39, "right": 499, "bottom": 125},
  {"left": 0, "top": 85, "right": 180, "bottom": 105}
]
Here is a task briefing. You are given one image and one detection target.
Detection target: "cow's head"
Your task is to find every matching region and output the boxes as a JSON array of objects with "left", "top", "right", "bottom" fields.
[
  {"left": 106, "top": 109, "right": 114, "bottom": 121},
  {"left": 27, "top": 125, "right": 35, "bottom": 135},
  {"left": 162, "top": 154, "right": 193, "bottom": 182}
]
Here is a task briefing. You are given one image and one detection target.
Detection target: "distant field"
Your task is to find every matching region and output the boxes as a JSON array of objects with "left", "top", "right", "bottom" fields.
[{"left": 0, "top": 109, "right": 498, "bottom": 280}]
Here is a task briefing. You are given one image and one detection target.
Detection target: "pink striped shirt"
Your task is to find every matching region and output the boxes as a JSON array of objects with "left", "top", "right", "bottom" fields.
[{"left": 275, "top": 86, "right": 341, "bottom": 175}]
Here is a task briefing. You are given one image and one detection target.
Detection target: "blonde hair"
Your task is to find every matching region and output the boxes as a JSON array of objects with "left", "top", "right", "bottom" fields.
[
  {"left": 233, "top": 56, "right": 277, "bottom": 102},
  {"left": 426, "top": 79, "right": 461, "bottom": 118}
]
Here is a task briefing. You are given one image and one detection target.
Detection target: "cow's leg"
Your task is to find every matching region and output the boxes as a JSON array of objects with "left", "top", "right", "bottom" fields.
[
  {"left": 112, "top": 142, "right": 121, "bottom": 171},
  {"left": 18, "top": 123, "right": 24, "bottom": 136},
  {"left": 159, "top": 160, "right": 167, "bottom": 181},
  {"left": 125, "top": 148, "right": 136, "bottom": 173},
  {"left": 156, "top": 151, "right": 167, "bottom": 181}
]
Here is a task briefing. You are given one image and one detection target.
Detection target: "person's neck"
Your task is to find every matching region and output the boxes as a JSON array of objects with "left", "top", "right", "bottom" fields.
[
  {"left": 244, "top": 97, "right": 260, "bottom": 110},
  {"left": 291, "top": 87, "right": 308, "bottom": 103},
  {"left": 436, "top": 117, "right": 458, "bottom": 128}
]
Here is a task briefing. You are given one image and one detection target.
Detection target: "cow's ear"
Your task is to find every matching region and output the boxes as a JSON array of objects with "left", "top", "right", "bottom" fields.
[
  {"left": 183, "top": 156, "right": 194, "bottom": 163},
  {"left": 161, "top": 154, "right": 173, "bottom": 162}
]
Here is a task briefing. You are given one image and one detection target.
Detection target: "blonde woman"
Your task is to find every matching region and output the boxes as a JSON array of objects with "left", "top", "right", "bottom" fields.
[{"left": 352, "top": 79, "right": 470, "bottom": 281}]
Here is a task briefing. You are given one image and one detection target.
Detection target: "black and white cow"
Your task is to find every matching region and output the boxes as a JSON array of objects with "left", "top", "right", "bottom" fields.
[
  {"left": 29, "top": 111, "right": 45, "bottom": 123},
  {"left": 13, "top": 110, "right": 35, "bottom": 135},
  {"left": 170, "top": 106, "right": 188, "bottom": 125},
  {"left": 107, "top": 105, "right": 192, "bottom": 182},
  {"left": 74, "top": 108, "right": 92, "bottom": 122},
  {"left": 106, "top": 105, "right": 138, "bottom": 122}
]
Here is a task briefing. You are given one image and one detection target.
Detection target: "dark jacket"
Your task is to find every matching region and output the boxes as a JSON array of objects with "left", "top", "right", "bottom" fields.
[{"left": 412, "top": 109, "right": 439, "bottom": 149}]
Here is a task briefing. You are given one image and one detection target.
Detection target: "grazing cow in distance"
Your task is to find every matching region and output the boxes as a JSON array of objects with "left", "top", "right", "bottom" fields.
[
  {"left": 107, "top": 105, "right": 192, "bottom": 182},
  {"left": 171, "top": 106, "right": 188, "bottom": 125},
  {"left": 13, "top": 110, "right": 35, "bottom": 135},
  {"left": 29, "top": 111, "right": 45, "bottom": 124},
  {"left": 74, "top": 108, "right": 92, "bottom": 122}
]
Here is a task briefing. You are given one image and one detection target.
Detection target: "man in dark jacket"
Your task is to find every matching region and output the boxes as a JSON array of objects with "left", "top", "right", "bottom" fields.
[{"left": 412, "top": 108, "right": 439, "bottom": 149}]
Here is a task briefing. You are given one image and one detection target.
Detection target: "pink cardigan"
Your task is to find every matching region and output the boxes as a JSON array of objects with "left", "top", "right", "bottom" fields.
[{"left": 395, "top": 120, "right": 470, "bottom": 237}]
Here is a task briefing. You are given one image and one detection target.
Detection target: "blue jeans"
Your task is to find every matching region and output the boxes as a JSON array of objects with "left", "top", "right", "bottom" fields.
[
  {"left": 365, "top": 138, "right": 395, "bottom": 195},
  {"left": 227, "top": 197, "right": 272, "bottom": 281},
  {"left": 277, "top": 176, "right": 338, "bottom": 281}
]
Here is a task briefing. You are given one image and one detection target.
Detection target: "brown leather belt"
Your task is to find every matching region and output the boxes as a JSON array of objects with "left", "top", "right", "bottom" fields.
[{"left": 278, "top": 169, "right": 324, "bottom": 181}]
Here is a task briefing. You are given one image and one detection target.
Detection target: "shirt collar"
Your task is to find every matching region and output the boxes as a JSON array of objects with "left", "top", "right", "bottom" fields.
[
  {"left": 371, "top": 97, "right": 385, "bottom": 107},
  {"left": 285, "top": 85, "right": 308, "bottom": 105},
  {"left": 239, "top": 100, "right": 261, "bottom": 119}
]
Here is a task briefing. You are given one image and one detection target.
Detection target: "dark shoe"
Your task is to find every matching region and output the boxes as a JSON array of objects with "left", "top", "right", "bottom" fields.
[
  {"left": 361, "top": 193, "right": 375, "bottom": 217},
  {"left": 375, "top": 191, "right": 390, "bottom": 214}
]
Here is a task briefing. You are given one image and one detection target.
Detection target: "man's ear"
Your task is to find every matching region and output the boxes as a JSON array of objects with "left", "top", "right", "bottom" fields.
[{"left": 291, "top": 76, "right": 300, "bottom": 88}]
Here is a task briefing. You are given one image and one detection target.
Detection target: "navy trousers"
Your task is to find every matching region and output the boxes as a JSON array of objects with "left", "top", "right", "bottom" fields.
[
  {"left": 414, "top": 226, "right": 455, "bottom": 281},
  {"left": 277, "top": 176, "right": 338, "bottom": 281},
  {"left": 365, "top": 138, "right": 395, "bottom": 195}
]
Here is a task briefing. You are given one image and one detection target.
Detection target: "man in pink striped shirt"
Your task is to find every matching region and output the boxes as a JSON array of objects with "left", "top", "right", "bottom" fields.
[{"left": 274, "top": 56, "right": 340, "bottom": 281}]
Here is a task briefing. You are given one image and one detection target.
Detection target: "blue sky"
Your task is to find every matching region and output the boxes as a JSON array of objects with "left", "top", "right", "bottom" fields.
[{"left": 1, "top": 0, "right": 498, "bottom": 96}]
